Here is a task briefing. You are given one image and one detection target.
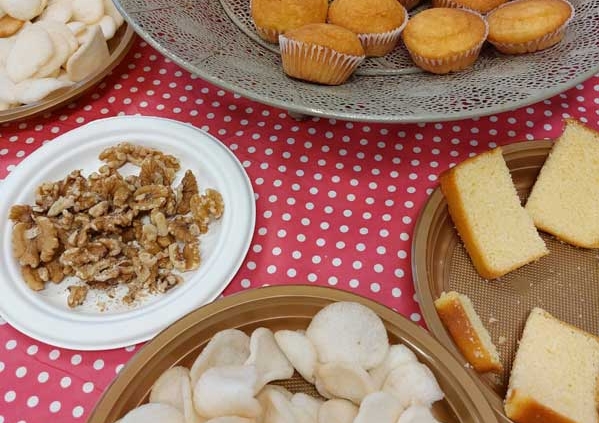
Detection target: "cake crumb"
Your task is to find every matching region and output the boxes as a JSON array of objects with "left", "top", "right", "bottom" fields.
[
  {"left": 498, "top": 336, "right": 507, "bottom": 345},
  {"left": 488, "top": 317, "right": 499, "bottom": 324}
]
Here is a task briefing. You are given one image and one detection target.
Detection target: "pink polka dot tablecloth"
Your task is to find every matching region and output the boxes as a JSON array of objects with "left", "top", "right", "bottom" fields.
[{"left": 1, "top": 36, "right": 599, "bottom": 423}]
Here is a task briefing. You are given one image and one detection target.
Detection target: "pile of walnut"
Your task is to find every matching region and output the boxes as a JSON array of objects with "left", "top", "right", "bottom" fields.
[{"left": 9, "top": 143, "right": 224, "bottom": 309}]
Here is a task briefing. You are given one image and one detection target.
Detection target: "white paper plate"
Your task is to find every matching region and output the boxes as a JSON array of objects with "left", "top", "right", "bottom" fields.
[{"left": 0, "top": 116, "right": 255, "bottom": 350}]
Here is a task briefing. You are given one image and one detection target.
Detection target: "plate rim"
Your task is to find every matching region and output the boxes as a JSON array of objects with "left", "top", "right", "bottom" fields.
[
  {"left": 411, "top": 139, "right": 554, "bottom": 421},
  {"left": 0, "top": 115, "right": 256, "bottom": 350},
  {"left": 87, "top": 284, "right": 499, "bottom": 423},
  {"left": 112, "top": 0, "right": 599, "bottom": 123},
  {"left": 0, "top": 24, "right": 136, "bottom": 124}
]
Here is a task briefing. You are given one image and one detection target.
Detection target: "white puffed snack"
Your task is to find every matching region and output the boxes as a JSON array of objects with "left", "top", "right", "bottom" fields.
[
  {"left": 274, "top": 329, "right": 318, "bottom": 383},
  {"left": 306, "top": 302, "right": 389, "bottom": 370},
  {"left": 317, "top": 399, "right": 358, "bottom": 423},
  {"left": 180, "top": 375, "right": 204, "bottom": 423},
  {"left": 13, "top": 77, "right": 73, "bottom": 103},
  {"left": 192, "top": 365, "right": 262, "bottom": 419},
  {"left": 117, "top": 403, "right": 186, "bottom": 423},
  {"left": 0, "top": 0, "right": 45, "bottom": 21},
  {"left": 353, "top": 391, "right": 404, "bottom": 423},
  {"left": 38, "top": 0, "right": 72, "bottom": 23},
  {"left": 66, "top": 24, "right": 109, "bottom": 82},
  {"left": 6, "top": 24, "right": 54, "bottom": 83},
  {"left": 66, "top": 20, "right": 86, "bottom": 36},
  {"left": 33, "top": 22, "right": 73, "bottom": 78},
  {"left": 382, "top": 362, "right": 444, "bottom": 409},
  {"left": 290, "top": 393, "right": 322, "bottom": 422},
  {"left": 98, "top": 14, "right": 116, "bottom": 40},
  {"left": 103, "top": 0, "right": 124, "bottom": 27},
  {"left": 38, "top": 20, "right": 78, "bottom": 54},
  {"left": 315, "top": 361, "right": 376, "bottom": 405},
  {"left": 0, "top": 70, "right": 15, "bottom": 103},
  {"left": 369, "top": 344, "right": 418, "bottom": 389},
  {"left": 71, "top": 0, "right": 103, "bottom": 24},
  {"left": 149, "top": 366, "right": 189, "bottom": 411},
  {"left": 189, "top": 328, "right": 250, "bottom": 387},
  {"left": 397, "top": 405, "right": 442, "bottom": 423},
  {"left": 0, "top": 36, "right": 15, "bottom": 67},
  {"left": 257, "top": 385, "right": 297, "bottom": 423},
  {"left": 245, "top": 327, "right": 294, "bottom": 390}
]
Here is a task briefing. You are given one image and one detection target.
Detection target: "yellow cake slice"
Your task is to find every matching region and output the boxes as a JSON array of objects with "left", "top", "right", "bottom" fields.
[
  {"left": 439, "top": 147, "right": 548, "bottom": 279},
  {"left": 505, "top": 308, "right": 599, "bottom": 423},
  {"left": 525, "top": 119, "right": 599, "bottom": 248},
  {"left": 434, "top": 291, "right": 502, "bottom": 373}
]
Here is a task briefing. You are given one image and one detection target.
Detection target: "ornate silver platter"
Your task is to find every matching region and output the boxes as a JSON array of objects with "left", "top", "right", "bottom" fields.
[{"left": 114, "top": 0, "right": 599, "bottom": 123}]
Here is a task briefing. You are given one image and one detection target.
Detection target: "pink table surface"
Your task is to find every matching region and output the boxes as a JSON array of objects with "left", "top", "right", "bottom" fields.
[{"left": 1, "top": 36, "right": 598, "bottom": 423}]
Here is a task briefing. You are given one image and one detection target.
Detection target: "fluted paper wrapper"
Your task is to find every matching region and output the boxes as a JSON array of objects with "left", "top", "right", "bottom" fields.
[
  {"left": 279, "top": 35, "right": 365, "bottom": 85},
  {"left": 487, "top": 0, "right": 574, "bottom": 54},
  {"left": 357, "top": 8, "right": 409, "bottom": 57}
]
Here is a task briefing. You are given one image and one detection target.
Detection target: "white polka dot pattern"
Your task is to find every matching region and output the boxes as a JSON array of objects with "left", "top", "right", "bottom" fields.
[{"left": 0, "top": 39, "right": 598, "bottom": 423}]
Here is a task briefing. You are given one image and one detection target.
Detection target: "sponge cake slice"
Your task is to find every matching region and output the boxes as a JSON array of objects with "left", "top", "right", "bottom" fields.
[
  {"left": 525, "top": 119, "right": 599, "bottom": 248},
  {"left": 439, "top": 147, "right": 548, "bottom": 279},
  {"left": 505, "top": 308, "right": 599, "bottom": 423}
]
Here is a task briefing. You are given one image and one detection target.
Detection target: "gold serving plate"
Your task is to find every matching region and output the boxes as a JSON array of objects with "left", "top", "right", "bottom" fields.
[
  {"left": 88, "top": 285, "right": 498, "bottom": 423},
  {"left": 413, "top": 140, "right": 599, "bottom": 422}
]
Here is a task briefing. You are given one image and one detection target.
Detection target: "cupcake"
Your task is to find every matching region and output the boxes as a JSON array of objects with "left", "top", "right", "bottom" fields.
[
  {"left": 251, "top": 0, "right": 328, "bottom": 44},
  {"left": 402, "top": 8, "right": 488, "bottom": 74},
  {"left": 327, "top": 0, "right": 408, "bottom": 57},
  {"left": 487, "top": 0, "right": 574, "bottom": 54},
  {"left": 279, "top": 23, "right": 365, "bottom": 85},
  {"left": 431, "top": 0, "right": 507, "bottom": 15}
]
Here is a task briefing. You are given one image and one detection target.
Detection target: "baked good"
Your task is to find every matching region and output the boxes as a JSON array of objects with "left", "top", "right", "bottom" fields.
[
  {"left": 278, "top": 23, "right": 365, "bottom": 86},
  {"left": 434, "top": 291, "right": 502, "bottom": 373},
  {"left": 525, "top": 119, "right": 599, "bottom": 248},
  {"left": 432, "top": 0, "right": 507, "bottom": 14},
  {"left": 439, "top": 147, "right": 548, "bottom": 279},
  {"left": 505, "top": 308, "right": 599, "bottom": 423},
  {"left": 327, "top": 0, "right": 408, "bottom": 57},
  {"left": 401, "top": 8, "right": 488, "bottom": 74},
  {"left": 487, "top": 0, "right": 574, "bottom": 54},
  {"left": 250, "top": 0, "right": 328, "bottom": 44}
]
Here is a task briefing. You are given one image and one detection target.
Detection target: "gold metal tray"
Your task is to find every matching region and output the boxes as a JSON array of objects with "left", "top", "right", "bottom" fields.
[
  {"left": 412, "top": 140, "right": 599, "bottom": 422},
  {"left": 0, "top": 24, "right": 135, "bottom": 124},
  {"left": 87, "top": 285, "right": 498, "bottom": 423}
]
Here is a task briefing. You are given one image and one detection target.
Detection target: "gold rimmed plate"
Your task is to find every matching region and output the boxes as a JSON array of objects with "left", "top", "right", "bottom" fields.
[
  {"left": 87, "top": 285, "right": 498, "bottom": 423},
  {"left": 412, "top": 140, "right": 599, "bottom": 421}
]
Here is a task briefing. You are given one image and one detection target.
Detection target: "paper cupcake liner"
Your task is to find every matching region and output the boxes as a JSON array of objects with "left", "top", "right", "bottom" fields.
[
  {"left": 357, "top": 6, "right": 409, "bottom": 57},
  {"left": 279, "top": 35, "right": 365, "bottom": 85},
  {"left": 407, "top": 9, "right": 489, "bottom": 74},
  {"left": 487, "top": 0, "right": 574, "bottom": 54},
  {"left": 254, "top": 26, "right": 280, "bottom": 44},
  {"left": 432, "top": 0, "right": 506, "bottom": 13}
]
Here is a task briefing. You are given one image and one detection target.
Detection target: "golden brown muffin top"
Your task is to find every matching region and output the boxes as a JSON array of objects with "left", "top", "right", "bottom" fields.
[
  {"left": 402, "top": 8, "right": 487, "bottom": 59},
  {"left": 445, "top": 0, "right": 508, "bottom": 13},
  {"left": 283, "top": 23, "right": 365, "bottom": 56},
  {"left": 251, "top": 0, "right": 328, "bottom": 32},
  {"left": 327, "top": 0, "right": 407, "bottom": 34},
  {"left": 487, "top": 0, "right": 573, "bottom": 44}
]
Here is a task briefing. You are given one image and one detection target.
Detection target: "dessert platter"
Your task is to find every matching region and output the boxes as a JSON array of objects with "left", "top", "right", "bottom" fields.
[
  {"left": 111, "top": 0, "right": 599, "bottom": 122},
  {"left": 412, "top": 120, "right": 599, "bottom": 422}
]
